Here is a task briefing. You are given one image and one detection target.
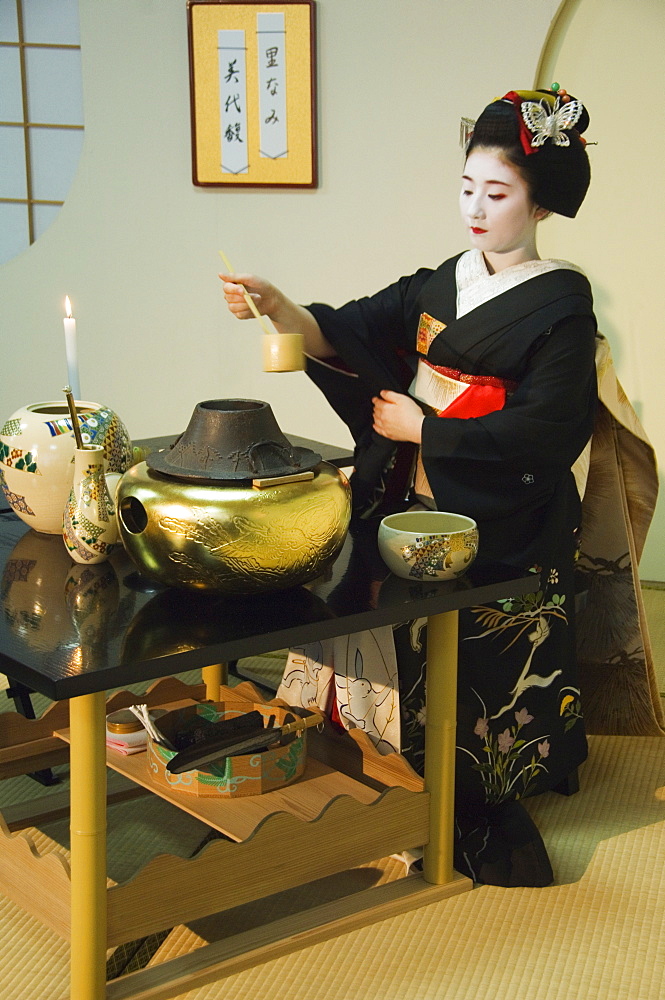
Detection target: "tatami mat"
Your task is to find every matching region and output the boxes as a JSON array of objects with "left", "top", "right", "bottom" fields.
[
  {"left": 1, "top": 731, "right": 662, "bottom": 1000},
  {"left": 526, "top": 733, "right": 665, "bottom": 884},
  {"left": 139, "top": 816, "right": 665, "bottom": 1000}
]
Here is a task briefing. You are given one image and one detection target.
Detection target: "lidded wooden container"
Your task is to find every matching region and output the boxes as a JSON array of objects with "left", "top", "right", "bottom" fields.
[{"left": 147, "top": 701, "right": 307, "bottom": 798}]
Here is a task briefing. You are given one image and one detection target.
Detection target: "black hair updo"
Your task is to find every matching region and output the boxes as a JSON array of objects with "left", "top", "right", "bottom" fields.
[{"left": 466, "top": 90, "right": 591, "bottom": 218}]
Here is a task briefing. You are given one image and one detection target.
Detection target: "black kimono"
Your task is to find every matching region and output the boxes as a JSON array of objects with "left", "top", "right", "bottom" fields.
[{"left": 282, "top": 250, "right": 599, "bottom": 886}]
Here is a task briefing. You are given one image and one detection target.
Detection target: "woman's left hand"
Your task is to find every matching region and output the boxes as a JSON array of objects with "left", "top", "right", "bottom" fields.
[{"left": 372, "top": 390, "right": 424, "bottom": 443}]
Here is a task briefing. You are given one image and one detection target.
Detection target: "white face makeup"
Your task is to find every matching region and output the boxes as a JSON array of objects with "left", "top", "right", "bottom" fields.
[{"left": 460, "top": 148, "right": 546, "bottom": 270}]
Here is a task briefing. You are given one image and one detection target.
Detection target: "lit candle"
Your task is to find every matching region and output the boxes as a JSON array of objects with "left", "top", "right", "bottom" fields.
[{"left": 63, "top": 296, "right": 81, "bottom": 400}]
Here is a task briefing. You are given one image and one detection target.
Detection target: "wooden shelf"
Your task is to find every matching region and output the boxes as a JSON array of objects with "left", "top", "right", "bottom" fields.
[
  {"left": 56, "top": 718, "right": 393, "bottom": 843},
  {"left": 0, "top": 778, "right": 431, "bottom": 948},
  {"left": 3, "top": 681, "right": 432, "bottom": 949},
  {"left": 104, "top": 750, "right": 382, "bottom": 842},
  {"left": 56, "top": 681, "right": 424, "bottom": 844},
  {"left": 105, "top": 870, "right": 472, "bottom": 1000}
]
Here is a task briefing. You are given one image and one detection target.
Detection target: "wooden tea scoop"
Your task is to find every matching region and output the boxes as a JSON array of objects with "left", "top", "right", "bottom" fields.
[{"left": 166, "top": 709, "right": 323, "bottom": 774}]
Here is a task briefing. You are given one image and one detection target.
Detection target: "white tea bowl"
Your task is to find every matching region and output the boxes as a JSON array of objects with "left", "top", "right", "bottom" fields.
[{"left": 378, "top": 510, "right": 479, "bottom": 581}]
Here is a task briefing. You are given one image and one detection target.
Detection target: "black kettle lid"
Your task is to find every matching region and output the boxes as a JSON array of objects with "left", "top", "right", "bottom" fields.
[{"left": 146, "top": 399, "right": 321, "bottom": 482}]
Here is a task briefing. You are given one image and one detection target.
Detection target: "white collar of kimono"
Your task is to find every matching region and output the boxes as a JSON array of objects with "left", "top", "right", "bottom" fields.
[{"left": 456, "top": 249, "right": 586, "bottom": 320}]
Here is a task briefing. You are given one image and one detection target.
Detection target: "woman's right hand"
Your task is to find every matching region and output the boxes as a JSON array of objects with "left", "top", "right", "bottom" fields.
[
  {"left": 219, "top": 273, "right": 279, "bottom": 321},
  {"left": 219, "top": 271, "right": 336, "bottom": 359}
]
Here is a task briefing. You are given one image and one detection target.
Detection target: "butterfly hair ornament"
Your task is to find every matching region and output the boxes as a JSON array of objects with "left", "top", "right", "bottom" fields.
[{"left": 520, "top": 95, "right": 583, "bottom": 148}]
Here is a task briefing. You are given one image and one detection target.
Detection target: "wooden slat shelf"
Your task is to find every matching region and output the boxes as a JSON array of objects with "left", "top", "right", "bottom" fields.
[
  {"left": 105, "top": 785, "right": 430, "bottom": 945},
  {"left": 0, "top": 681, "right": 432, "bottom": 948},
  {"left": 0, "top": 780, "right": 431, "bottom": 948},
  {"left": 101, "top": 746, "right": 383, "bottom": 841},
  {"left": 105, "top": 871, "right": 472, "bottom": 1000},
  {"left": 56, "top": 681, "right": 423, "bottom": 843}
]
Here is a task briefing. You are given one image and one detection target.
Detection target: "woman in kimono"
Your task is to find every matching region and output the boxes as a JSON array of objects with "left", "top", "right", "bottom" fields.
[{"left": 222, "top": 86, "right": 597, "bottom": 887}]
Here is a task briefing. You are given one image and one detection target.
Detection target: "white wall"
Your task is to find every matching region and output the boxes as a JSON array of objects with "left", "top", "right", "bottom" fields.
[
  {"left": 535, "top": 0, "right": 665, "bottom": 579},
  {"left": 13, "top": 2, "right": 663, "bottom": 575}
]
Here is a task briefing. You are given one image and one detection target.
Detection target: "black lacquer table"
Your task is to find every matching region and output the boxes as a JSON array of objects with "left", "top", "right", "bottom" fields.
[{"left": 0, "top": 435, "right": 537, "bottom": 1000}]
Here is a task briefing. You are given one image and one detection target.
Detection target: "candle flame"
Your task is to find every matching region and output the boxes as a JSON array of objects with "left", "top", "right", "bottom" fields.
[{"left": 65, "top": 295, "right": 72, "bottom": 319}]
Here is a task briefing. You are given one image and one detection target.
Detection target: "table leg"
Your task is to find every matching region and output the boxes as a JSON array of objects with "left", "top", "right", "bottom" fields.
[
  {"left": 422, "top": 609, "right": 458, "bottom": 885},
  {"left": 69, "top": 691, "right": 107, "bottom": 1000},
  {"left": 202, "top": 663, "right": 228, "bottom": 701}
]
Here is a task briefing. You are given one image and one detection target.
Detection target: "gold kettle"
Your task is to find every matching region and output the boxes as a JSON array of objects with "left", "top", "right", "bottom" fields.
[{"left": 115, "top": 400, "right": 351, "bottom": 593}]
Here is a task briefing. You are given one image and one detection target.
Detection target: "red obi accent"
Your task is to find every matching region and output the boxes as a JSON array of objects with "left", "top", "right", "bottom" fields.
[{"left": 439, "top": 382, "right": 507, "bottom": 419}]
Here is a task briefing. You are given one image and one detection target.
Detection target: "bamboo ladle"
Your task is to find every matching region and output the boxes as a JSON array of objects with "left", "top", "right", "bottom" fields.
[{"left": 219, "top": 250, "right": 305, "bottom": 372}]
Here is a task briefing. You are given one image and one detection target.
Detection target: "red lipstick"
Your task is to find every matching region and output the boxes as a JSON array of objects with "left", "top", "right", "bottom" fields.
[{"left": 471, "top": 227, "right": 487, "bottom": 234}]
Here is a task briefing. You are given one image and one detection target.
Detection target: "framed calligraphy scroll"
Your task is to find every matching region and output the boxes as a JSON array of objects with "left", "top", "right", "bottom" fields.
[{"left": 187, "top": 1, "right": 317, "bottom": 187}]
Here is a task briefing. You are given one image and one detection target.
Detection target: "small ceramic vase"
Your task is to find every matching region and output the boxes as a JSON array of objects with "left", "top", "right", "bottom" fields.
[
  {"left": 0, "top": 400, "right": 132, "bottom": 534},
  {"left": 63, "top": 446, "right": 119, "bottom": 564}
]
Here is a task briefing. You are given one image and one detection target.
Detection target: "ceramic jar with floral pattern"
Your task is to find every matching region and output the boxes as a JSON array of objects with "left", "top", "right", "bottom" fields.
[{"left": 0, "top": 400, "right": 131, "bottom": 534}]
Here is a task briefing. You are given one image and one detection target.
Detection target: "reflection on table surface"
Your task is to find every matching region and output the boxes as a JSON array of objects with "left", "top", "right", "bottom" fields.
[
  {"left": 0, "top": 505, "right": 536, "bottom": 702},
  {"left": 0, "top": 429, "right": 537, "bottom": 700}
]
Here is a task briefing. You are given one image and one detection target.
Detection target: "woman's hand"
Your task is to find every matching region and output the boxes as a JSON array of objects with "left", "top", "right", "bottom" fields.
[
  {"left": 219, "top": 273, "right": 278, "bottom": 320},
  {"left": 219, "top": 271, "right": 335, "bottom": 359},
  {"left": 372, "top": 390, "right": 424, "bottom": 443}
]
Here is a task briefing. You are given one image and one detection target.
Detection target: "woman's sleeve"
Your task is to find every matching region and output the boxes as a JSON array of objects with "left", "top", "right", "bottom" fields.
[
  {"left": 306, "top": 268, "right": 434, "bottom": 384},
  {"left": 303, "top": 269, "right": 434, "bottom": 516},
  {"left": 420, "top": 313, "right": 598, "bottom": 482}
]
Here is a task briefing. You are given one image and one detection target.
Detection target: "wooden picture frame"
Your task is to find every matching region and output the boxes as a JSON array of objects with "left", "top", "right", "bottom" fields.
[{"left": 187, "top": 0, "right": 317, "bottom": 187}]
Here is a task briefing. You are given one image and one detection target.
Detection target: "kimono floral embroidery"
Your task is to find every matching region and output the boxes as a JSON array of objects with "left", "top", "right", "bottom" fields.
[
  {"left": 559, "top": 689, "right": 583, "bottom": 732},
  {"left": 466, "top": 581, "right": 568, "bottom": 719},
  {"left": 464, "top": 702, "right": 551, "bottom": 803},
  {"left": 453, "top": 568, "right": 582, "bottom": 804},
  {"left": 469, "top": 583, "right": 567, "bottom": 649}
]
